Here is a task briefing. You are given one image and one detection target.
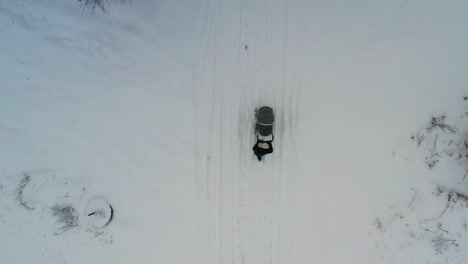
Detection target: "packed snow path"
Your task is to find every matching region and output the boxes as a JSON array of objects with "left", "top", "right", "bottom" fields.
[{"left": 193, "top": 1, "right": 304, "bottom": 263}]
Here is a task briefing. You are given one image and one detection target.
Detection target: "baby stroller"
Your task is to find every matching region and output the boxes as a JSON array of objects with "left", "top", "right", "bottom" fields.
[{"left": 252, "top": 106, "right": 275, "bottom": 161}]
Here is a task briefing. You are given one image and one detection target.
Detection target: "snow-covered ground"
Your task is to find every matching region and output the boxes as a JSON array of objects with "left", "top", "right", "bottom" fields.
[{"left": 1, "top": 0, "right": 468, "bottom": 263}]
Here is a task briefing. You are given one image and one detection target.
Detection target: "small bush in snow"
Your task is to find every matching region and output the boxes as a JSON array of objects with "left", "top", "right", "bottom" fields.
[
  {"left": 79, "top": 0, "right": 126, "bottom": 13},
  {"left": 51, "top": 204, "right": 79, "bottom": 234}
]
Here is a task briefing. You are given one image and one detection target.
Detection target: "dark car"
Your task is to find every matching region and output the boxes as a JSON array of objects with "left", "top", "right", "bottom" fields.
[{"left": 255, "top": 106, "right": 274, "bottom": 136}]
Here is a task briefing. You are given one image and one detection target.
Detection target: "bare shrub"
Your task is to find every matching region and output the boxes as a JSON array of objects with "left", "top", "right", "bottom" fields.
[
  {"left": 51, "top": 204, "right": 79, "bottom": 234},
  {"left": 437, "top": 185, "right": 468, "bottom": 217},
  {"left": 448, "top": 191, "right": 468, "bottom": 207},
  {"left": 427, "top": 115, "right": 457, "bottom": 134},
  {"left": 432, "top": 235, "right": 458, "bottom": 255},
  {"left": 432, "top": 184, "right": 445, "bottom": 196},
  {"left": 411, "top": 133, "right": 425, "bottom": 147},
  {"left": 79, "top": 0, "right": 126, "bottom": 13},
  {"left": 415, "top": 114, "right": 468, "bottom": 171},
  {"left": 373, "top": 217, "right": 385, "bottom": 232},
  {"left": 15, "top": 174, "right": 34, "bottom": 210}
]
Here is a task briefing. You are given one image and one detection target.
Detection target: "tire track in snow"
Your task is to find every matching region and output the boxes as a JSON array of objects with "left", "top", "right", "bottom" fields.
[
  {"left": 236, "top": 0, "right": 269, "bottom": 262},
  {"left": 280, "top": 0, "right": 308, "bottom": 259},
  {"left": 237, "top": 0, "right": 292, "bottom": 263},
  {"left": 253, "top": 0, "right": 305, "bottom": 262},
  {"left": 192, "top": 0, "right": 218, "bottom": 263},
  {"left": 194, "top": 1, "right": 245, "bottom": 263}
]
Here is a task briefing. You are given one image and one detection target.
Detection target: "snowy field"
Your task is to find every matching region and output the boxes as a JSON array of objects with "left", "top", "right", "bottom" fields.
[{"left": 1, "top": 0, "right": 468, "bottom": 263}]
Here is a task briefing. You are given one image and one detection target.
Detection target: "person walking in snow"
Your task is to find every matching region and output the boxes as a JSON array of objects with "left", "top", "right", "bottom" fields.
[{"left": 252, "top": 135, "right": 274, "bottom": 161}]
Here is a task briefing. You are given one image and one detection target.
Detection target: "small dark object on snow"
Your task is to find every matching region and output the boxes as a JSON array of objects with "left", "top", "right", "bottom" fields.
[{"left": 85, "top": 197, "right": 114, "bottom": 228}]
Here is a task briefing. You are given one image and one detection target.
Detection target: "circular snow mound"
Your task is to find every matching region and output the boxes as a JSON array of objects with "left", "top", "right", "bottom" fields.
[{"left": 84, "top": 197, "right": 113, "bottom": 228}]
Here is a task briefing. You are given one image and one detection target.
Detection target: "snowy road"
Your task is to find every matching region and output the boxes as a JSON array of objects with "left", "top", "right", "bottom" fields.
[
  {"left": 1, "top": 0, "right": 468, "bottom": 263},
  {"left": 193, "top": 1, "right": 303, "bottom": 263}
]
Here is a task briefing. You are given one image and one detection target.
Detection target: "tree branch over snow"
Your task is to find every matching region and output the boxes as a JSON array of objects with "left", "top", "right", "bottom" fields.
[
  {"left": 79, "top": 0, "right": 126, "bottom": 13},
  {"left": 427, "top": 115, "right": 457, "bottom": 134},
  {"left": 0, "top": 0, "right": 127, "bottom": 13}
]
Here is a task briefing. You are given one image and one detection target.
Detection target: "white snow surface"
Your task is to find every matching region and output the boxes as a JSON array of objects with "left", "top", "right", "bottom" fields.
[{"left": 1, "top": 0, "right": 468, "bottom": 263}]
